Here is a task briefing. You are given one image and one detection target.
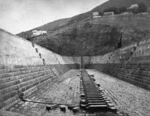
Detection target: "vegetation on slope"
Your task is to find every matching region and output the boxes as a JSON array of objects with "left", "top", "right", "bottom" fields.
[
  {"left": 68, "top": 0, "right": 150, "bottom": 24},
  {"left": 36, "top": 23, "right": 122, "bottom": 56},
  {"left": 18, "top": 18, "right": 70, "bottom": 40},
  {"left": 17, "top": 0, "right": 150, "bottom": 56}
]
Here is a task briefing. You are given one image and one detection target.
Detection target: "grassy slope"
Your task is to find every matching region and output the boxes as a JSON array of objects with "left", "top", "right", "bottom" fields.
[
  {"left": 17, "top": 18, "right": 70, "bottom": 39},
  {"left": 17, "top": 0, "right": 150, "bottom": 56},
  {"left": 18, "top": 0, "right": 150, "bottom": 36},
  {"left": 68, "top": 0, "right": 150, "bottom": 24},
  {"left": 35, "top": 18, "right": 71, "bottom": 31}
]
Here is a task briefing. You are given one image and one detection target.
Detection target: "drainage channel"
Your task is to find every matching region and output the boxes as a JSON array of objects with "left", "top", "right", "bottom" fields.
[{"left": 79, "top": 69, "right": 117, "bottom": 114}]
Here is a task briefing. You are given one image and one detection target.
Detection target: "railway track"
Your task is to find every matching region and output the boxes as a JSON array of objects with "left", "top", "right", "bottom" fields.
[{"left": 80, "top": 69, "right": 117, "bottom": 113}]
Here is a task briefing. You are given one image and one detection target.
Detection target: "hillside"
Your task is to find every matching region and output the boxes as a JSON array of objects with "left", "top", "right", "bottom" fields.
[
  {"left": 18, "top": 18, "right": 70, "bottom": 40},
  {"left": 18, "top": 0, "right": 150, "bottom": 56},
  {"left": 68, "top": 0, "right": 150, "bottom": 24}
]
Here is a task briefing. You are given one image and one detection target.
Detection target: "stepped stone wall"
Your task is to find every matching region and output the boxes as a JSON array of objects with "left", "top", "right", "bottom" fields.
[
  {"left": 0, "top": 29, "right": 79, "bottom": 66},
  {"left": 0, "top": 29, "right": 79, "bottom": 111},
  {"left": 0, "top": 64, "right": 77, "bottom": 110},
  {"left": 89, "top": 39, "right": 150, "bottom": 64},
  {"left": 1, "top": 25, "right": 150, "bottom": 114},
  {"left": 87, "top": 39, "right": 150, "bottom": 90},
  {"left": 88, "top": 63, "right": 150, "bottom": 90}
]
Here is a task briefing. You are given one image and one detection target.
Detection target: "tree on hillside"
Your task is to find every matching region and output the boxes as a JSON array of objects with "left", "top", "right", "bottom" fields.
[
  {"left": 138, "top": 2, "right": 147, "bottom": 13},
  {"left": 83, "top": 22, "right": 92, "bottom": 28},
  {"left": 99, "top": 11, "right": 104, "bottom": 16},
  {"left": 70, "top": 27, "right": 78, "bottom": 41},
  {"left": 103, "top": 6, "right": 127, "bottom": 14},
  {"left": 118, "top": 7, "right": 127, "bottom": 13},
  {"left": 109, "top": 26, "right": 121, "bottom": 47}
]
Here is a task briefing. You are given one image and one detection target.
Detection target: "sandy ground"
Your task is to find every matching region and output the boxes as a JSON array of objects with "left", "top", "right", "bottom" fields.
[{"left": 87, "top": 69, "right": 150, "bottom": 116}]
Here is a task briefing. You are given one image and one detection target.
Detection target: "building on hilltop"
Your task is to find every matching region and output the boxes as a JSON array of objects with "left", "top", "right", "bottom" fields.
[
  {"left": 103, "top": 12, "right": 114, "bottom": 16},
  {"left": 129, "top": 4, "right": 139, "bottom": 9},
  {"left": 127, "top": 4, "right": 139, "bottom": 13},
  {"left": 92, "top": 12, "right": 101, "bottom": 18},
  {"left": 31, "top": 30, "right": 47, "bottom": 37}
]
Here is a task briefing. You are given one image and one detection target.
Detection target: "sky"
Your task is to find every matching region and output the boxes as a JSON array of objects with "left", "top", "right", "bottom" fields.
[{"left": 0, "top": 0, "right": 108, "bottom": 34}]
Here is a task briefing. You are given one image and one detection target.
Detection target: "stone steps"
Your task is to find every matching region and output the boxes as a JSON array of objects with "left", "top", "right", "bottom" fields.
[
  {"left": 0, "top": 66, "right": 39, "bottom": 74},
  {"left": 89, "top": 62, "right": 150, "bottom": 90},
  {"left": 0, "top": 68, "right": 52, "bottom": 88},
  {"left": 0, "top": 69, "right": 52, "bottom": 93},
  {"left": 0, "top": 73, "right": 51, "bottom": 105},
  {"left": 0, "top": 66, "right": 51, "bottom": 78},
  {"left": 0, "top": 64, "right": 72, "bottom": 110}
]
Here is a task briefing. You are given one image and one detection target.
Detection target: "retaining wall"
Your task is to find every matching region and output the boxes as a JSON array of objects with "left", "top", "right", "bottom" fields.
[
  {"left": 86, "top": 39, "right": 150, "bottom": 90},
  {"left": 0, "top": 29, "right": 79, "bottom": 110},
  {"left": 0, "top": 29, "right": 79, "bottom": 66}
]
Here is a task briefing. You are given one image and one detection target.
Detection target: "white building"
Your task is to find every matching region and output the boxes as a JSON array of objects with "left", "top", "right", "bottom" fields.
[
  {"left": 93, "top": 12, "right": 99, "bottom": 16},
  {"left": 121, "top": 12, "right": 132, "bottom": 15},
  {"left": 104, "top": 12, "right": 114, "bottom": 16},
  {"left": 92, "top": 12, "right": 101, "bottom": 18},
  {"left": 128, "top": 4, "right": 139, "bottom": 9},
  {"left": 31, "top": 30, "right": 47, "bottom": 37}
]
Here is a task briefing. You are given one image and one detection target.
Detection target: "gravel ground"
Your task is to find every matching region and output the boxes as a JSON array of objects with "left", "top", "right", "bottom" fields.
[{"left": 87, "top": 69, "right": 150, "bottom": 116}]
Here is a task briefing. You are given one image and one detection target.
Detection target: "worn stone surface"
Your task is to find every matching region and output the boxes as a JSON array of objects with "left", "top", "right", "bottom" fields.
[
  {"left": 87, "top": 69, "right": 150, "bottom": 116},
  {"left": 0, "top": 109, "right": 25, "bottom": 116},
  {"left": 8, "top": 70, "right": 80, "bottom": 116},
  {"left": 1, "top": 69, "right": 142, "bottom": 116}
]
